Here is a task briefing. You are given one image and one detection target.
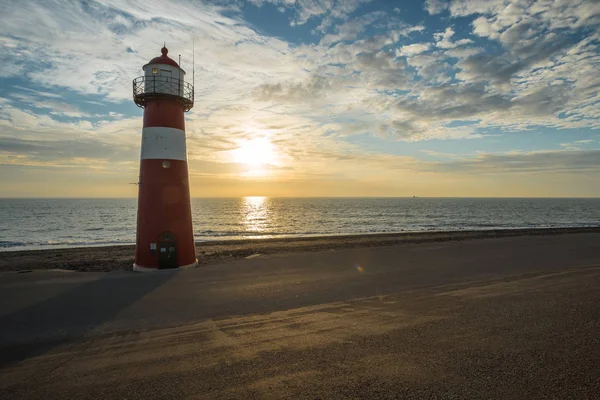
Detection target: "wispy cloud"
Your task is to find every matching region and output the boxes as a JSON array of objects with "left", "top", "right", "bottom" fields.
[{"left": 425, "top": 150, "right": 600, "bottom": 174}]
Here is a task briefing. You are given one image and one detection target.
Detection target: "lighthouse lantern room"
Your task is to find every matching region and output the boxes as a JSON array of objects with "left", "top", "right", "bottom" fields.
[{"left": 132, "top": 46, "right": 196, "bottom": 271}]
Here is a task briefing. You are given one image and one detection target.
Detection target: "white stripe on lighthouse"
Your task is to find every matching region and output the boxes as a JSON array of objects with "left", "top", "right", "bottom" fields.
[{"left": 140, "top": 127, "right": 187, "bottom": 161}]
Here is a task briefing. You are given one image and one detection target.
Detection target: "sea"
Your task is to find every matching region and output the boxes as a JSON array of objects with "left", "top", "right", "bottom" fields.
[{"left": 1, "top": 197, "right": 599, "bottom": 251}]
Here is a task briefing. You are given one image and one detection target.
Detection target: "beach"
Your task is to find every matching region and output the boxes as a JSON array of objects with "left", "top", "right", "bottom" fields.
[
  {"left": 2, "top": 227, "right": 600, "bottom": 272},
  {"left": 1, "top": 231, "right": 599, "bottom": 398}
]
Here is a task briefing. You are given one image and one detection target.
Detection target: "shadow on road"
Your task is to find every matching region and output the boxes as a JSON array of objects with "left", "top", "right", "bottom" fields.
[{"left": 0, "top": 271, "right": 177, "bottom": 368}]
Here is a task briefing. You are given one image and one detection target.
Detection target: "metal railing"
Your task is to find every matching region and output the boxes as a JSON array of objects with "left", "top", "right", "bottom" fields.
[{"left": 133, "top": 76, "right": 194, "bottom": 111}]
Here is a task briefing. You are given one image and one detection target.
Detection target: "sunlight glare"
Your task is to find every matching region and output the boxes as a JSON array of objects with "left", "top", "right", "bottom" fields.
[
  {"left": 232, "top": 138, "right": 278, "bottom": 168},
  {"left": 243, "top": 196, "right": 269, "bottom": 236}
]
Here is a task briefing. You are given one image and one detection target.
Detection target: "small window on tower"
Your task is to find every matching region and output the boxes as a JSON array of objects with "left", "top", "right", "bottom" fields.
[{"left": 152, "top": 68, "right": 158, "bottom": 74}]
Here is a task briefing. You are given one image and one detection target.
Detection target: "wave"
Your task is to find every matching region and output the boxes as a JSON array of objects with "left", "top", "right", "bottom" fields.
[
  {"left": 0, "top": 240, "right": 31, "bottom": 248},
  {"left": 0, "top": 239, "right": 135, "bottom": 252}
]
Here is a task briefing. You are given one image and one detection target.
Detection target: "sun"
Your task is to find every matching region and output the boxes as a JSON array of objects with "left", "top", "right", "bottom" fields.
[{"left": 232, "top": 137, "right": 278, "bottom": 168}]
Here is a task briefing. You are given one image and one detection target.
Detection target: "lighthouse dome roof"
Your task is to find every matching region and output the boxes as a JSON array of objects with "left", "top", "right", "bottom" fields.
[{"left": 145, "top": 46, "right": 179, "bottom": 68}]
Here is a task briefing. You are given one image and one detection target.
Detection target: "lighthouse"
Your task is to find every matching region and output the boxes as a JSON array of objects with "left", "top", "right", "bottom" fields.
[{"left": 132, "top": 46, "right": 196, "bottom": 271}]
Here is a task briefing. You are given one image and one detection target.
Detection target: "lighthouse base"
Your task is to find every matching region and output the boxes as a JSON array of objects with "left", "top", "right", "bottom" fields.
[{"left": 133, "top": 261, "right": 198, "bottom": 272}]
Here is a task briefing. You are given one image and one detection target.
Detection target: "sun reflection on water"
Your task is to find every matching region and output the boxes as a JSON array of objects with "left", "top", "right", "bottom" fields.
[{"left": 242, "top": 196, "right": 270, "bottom": 237}]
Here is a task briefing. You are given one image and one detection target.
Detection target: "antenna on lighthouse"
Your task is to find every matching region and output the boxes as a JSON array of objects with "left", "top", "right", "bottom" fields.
[
  {"left": 192, "top": 38, "right": 195, "bottom": 97},
  {"left": 178, "top": 54, "right": 182, "bottom": 96}
]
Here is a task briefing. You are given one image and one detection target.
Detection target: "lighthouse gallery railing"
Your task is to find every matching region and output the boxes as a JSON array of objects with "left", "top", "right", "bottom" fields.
[{"left": 133, "top": 76, "right": 194, "bottom": 112}]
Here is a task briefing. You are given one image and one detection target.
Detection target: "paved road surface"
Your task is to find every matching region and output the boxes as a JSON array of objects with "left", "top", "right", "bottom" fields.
[{"left": 1, "top": 233, "right": 599, "bottom": 398}]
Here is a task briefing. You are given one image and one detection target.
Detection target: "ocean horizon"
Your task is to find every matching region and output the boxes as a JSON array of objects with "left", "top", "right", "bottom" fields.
[{"left": 1, "top": 197, "right": 599, "bottom": 251}]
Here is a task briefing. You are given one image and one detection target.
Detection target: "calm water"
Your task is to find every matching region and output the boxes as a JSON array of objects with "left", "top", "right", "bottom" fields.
[{"left": 1, "top": 197, "right": 599, "bottom": 251}]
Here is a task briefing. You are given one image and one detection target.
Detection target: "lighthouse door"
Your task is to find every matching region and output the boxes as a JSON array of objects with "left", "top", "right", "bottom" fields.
[{"left": 158, "top": 232, "right": 178, "bottom": 269}]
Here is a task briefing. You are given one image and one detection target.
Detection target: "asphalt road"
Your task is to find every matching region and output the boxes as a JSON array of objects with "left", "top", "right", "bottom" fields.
[{"left": 1, "top": 233, "right": 599, "bottom": 399}]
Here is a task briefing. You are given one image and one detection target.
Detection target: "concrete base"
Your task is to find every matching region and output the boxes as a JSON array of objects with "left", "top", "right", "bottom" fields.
[{"left": 133, "top": 261, "right": 198, "bottom": 272}]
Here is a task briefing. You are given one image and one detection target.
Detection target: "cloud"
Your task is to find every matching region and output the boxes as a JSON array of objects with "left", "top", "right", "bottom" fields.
[
  {"left": 434, "top": 27, "right": 473, "bottom": 49},
  {"left": 426, "top": 150, "right": 600, "bottom": 174},
  {"left": 251, "top": 0, "right": 373, "bottom": 26},
  {"left": 0, "top": 99, "right": 140, "bottom": 169},
  {"left": 11, "top": 86, "right": 63, "bottom": 99},
  {"left": 444, "top": 47, "right": 481, "bottom": 59},
  {"left": 320, "top": 10, "right": 386, "bottom": 44},
  {"left": 253, "top": 75, "right": 336, "bottom": 103},
  {"left": 0, "top": 137, "right": 138, "bottom": 165},
  {"left": 449, "top": 0, "right": 505, "bottom": 18},
  {"left": 1, "top": 0, "right": 296, "bottom": 103},
  {"left": 398, "top": 43, "right": 431, "bottom": 56},
  {"left": 454, "top": 0, "right": 600, "bottom": 30},
  {"left": 424, "top": 0, "right": 448, "bottom": 15},
  {"left": 395, "top": 82, "right": 511, "bottom": 121},
  {"left": 9, "top": 91, "right": 90, "bottom": 118},
  {"left": 559, "top": 139, "right": 597, "bottom": 150},
  {"left": 472, "top": 16, "right": 499, "bottom": 39},
  {"left": 355, "top": 50, "right": 408, "bottom": 87}
]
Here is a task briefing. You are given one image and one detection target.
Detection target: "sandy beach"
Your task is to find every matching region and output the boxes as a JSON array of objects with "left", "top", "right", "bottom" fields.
[
  {"left": 1, "top": 231, "right": 599, "bottom": 398},
  {"left": 2, "top": 226, "right": 600, "bottom": 272}
]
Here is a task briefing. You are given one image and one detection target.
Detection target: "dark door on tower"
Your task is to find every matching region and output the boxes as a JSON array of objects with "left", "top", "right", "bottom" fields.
[{"left": 158, "top": 232, "right": 178, "bottom": 269}]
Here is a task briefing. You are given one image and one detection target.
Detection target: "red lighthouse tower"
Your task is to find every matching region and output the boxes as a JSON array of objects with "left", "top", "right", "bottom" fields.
[{"left": 132, "top": 46, "right": 196, "bottom": 271}]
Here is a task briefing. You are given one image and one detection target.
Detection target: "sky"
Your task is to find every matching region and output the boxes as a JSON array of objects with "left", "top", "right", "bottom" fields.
[{"left": 1, "top": 0, "right": 599, "bottom": 198}]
